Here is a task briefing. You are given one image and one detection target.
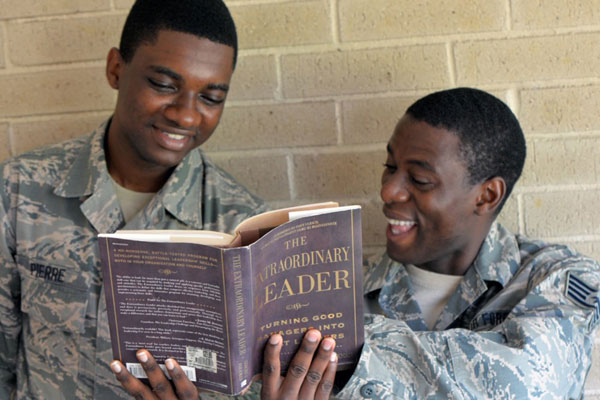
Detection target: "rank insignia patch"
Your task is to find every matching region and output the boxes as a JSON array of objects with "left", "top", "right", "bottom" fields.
[{"left": 566, "top": 271, "right": 600, "bottom": 324}]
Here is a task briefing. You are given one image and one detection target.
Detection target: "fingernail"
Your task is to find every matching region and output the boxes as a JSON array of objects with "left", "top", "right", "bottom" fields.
[
  {"left": 322, "top": 338, "right": 334, "bottom": 351},
  {"left": 137, "top": 351, "right": 148, "bottom": 363},
  {"left": 330, "top": 352, "right": 337, "bottom": 363},
  {"left": 110, "top": 361, "right": 122, "bottom": 374},
  {"left": 165, "top": 358, "right": 175, "bottom": 370},
  {"left": 306, "top": 330, "right": 319, "bottom": 343},
  {"left": 269, "top": 334, "right": 281, "bottom": 345}
]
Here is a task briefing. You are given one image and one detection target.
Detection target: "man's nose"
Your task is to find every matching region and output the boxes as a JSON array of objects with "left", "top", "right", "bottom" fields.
[
  {"left": 164, "top": 93, "right": 201, "bottom": 128},
  {"left": 381, "top": 175, "right": 410, "bottom": 203}
]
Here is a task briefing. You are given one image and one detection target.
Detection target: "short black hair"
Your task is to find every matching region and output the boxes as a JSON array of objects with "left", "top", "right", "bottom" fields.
[
  {"left": 119, "top": 0, "right": 238, "bottom": 67},
  {"left": 406, "top": 87, "right": 526, "bottom": 212}
]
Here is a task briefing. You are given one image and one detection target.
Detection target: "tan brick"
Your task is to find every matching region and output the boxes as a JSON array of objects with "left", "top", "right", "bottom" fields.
[
  {"left": 359, "top": 197, "right": 387, "bottom": 247},
  {"left": 520, "top": 86, "right": 600, "bottom": 134},
  {"left": 8, "top": 15, "right": 126, "bottom": 66},
  {"left": 342, "top": 96, "right": 419, "bottom": 144},
  {"left": 0, "top": 68, "right": 115, "bottom": 118},
  {"left": 0, "top": 0, "right": 108, "bottom": 19},
  {"left": 0, "top": 123, "right": 10, "bottom": 162},
  {"left": 205, "top": 102, "right": 337, "bottom": 151},
  {"left": 569, "top": 242, "right": 600, "bottom": 261},
  {"left": 293, "top": 150, "right": 385, "bottom": 199},
  {"left": 230, "top": 1, "right": 330, "bottom": 49},
  {"left": 282, "top": 45, "right": 449, "bottom": 98},
  {"left": 340, "top": 0, "right": 505, "bottom": 42},
  {"left": 228, "top": 55, "right": 278, "bottom": 101},
  {"left": 115, "top": 0, "right": 134, "bottom": 10},
  {"left": 520, "top": 138, "right": 600, "bottom": 186},
  {"left": 11, "top": 114, "right": 109, "bottom": 156},
  {"left": 207, "top": 153, "right": 290, "bottom": 201},
  {"left": 495, "top": 195, "right": 519, "bottom": 234},
  {"left": 342, "top": 90, "right": 507, "bottom": 145},
  {"left": 455, "top": 33, "right": 600, "bottom": 85},
  {"left": 523, "top": 191, "right": 600, "bottom": 238},
  {"left": 0, "top": 28, "right": 5, "bottom": 69},
  {"left": 363, "top": 246, "right": 385, "bottom": 264},
  {"left": 512, "top": 0, "right": 600, "bottom": 30}
]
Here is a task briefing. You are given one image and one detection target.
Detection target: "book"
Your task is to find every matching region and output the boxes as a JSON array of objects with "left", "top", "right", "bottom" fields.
[{"left": 98, "top": 202, "right": 364, "bottom": 395}]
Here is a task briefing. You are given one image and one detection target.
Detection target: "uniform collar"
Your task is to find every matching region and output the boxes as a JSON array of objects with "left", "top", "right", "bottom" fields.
[
  {"left": 52, "top": 119, "right": 206, "bottom": 232},
  {"left": 53, "top": 120, "right": 109, "bottom": 199},
  {"left": 156, "top": 149, "right": 204, "bottom": 230},
  {"left": 364, "top": 222, "right": 521, "bottom": 330},
  {"left": 470, "top": 222, "right": 521, "bottom": 287}
]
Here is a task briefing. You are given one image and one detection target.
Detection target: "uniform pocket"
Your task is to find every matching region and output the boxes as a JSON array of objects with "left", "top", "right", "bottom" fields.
[{"left": 19, "top": 258, "right": 89, "bottom": 333}]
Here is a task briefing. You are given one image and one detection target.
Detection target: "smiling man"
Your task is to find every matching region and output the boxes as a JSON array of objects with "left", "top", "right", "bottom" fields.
[
  {"left": 0, "top": 1, "right": 267, "bottom": 399},
  {"left": 259, "top": 87, "right": 600, "bottom": 399},
  {"left": 331, "top": 87, "right": 600, "bottom": 398}
]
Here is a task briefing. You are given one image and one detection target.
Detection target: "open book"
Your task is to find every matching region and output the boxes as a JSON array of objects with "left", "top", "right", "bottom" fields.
[{"left": 98, "top": 202, "right": 364, "bottom": 395}]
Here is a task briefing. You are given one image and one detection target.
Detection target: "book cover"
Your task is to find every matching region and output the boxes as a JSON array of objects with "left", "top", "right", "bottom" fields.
[{"left": 99, "top": 204, "right": 364, "bottom": 395}]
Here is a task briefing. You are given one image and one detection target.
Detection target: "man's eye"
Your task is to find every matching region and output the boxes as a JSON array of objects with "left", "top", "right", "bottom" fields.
[
  {"left": 383, "top": 163, "right": 397, "bottom": 173},
  {"left": 200, "top": 95, "right": 225, "bottom": 106},
  {"left": 148, "top": 78, "right": 175, "bottom": 92},
  {"left": 411, "top": 176, "right": 430, "bottom": 186}
]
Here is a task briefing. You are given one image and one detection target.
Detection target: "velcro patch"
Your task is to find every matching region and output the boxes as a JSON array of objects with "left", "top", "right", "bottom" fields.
[{"left": 566, "top": 271, "right": 600, "bottom": 323}]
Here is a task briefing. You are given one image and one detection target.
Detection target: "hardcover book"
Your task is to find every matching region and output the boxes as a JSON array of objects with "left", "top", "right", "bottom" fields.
[{"left": 98, "top": 202, "right": 364, "bottom": 395}]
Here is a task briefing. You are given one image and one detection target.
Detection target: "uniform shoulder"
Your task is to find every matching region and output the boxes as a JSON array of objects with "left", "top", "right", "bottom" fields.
[
  {"left": 3, "top": 135, "right": 89, "bottom": 170},
  {"left": 516, "top": 234, "right": 600, "bottom": 287},
  {"left": 0, "top": 135, "right": 90, "bottom": 189},
  {"left": 199, "top": 151, "right": 267, "bottom": 212}
]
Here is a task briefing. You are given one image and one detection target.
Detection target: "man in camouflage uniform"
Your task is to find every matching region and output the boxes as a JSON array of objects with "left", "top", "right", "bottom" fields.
[
  {"left": 0, "top": 0, "right": 267, "bottom": 399},
  {"left": 330, "top": 88, "right": 600, "bottom": 399},
  {"left": 253, "top": 88, "right": 600, "bottom": 400}
]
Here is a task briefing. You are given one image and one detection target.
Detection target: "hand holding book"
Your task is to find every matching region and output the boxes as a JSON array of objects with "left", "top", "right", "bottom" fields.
[
  {"left": 110, "top": 328, "right": 338, "bottom": 399},
  {"left": 100, "top": 202, "right": 364, "bottom": 395}
]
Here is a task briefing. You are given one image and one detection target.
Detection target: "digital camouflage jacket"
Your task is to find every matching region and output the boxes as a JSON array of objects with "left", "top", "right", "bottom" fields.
[
  {"left": 0, "top": 120, "right": 267, "bottom": 399},
  {"left": 337, "top": 222, "right": 600, "bottom": 399}
]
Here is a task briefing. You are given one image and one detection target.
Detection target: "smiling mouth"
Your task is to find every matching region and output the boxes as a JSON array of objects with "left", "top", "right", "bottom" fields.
[
  {"left": 386, "top": 218, "right": 416, "bottom": 234},
  {"left": 161, "top": 130, "right": 190, "bottom": 141}
]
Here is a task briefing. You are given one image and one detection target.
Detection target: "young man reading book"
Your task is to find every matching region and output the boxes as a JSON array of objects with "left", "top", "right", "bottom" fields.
[
  {"left": 326, "top": 87, "right": 598, "bottom": 398},
  {"left": 114, "top": 88, "right": 600, "bottom": 399},
  {"left": 0, "top": 1, "right": 268, "bottom": 399}
]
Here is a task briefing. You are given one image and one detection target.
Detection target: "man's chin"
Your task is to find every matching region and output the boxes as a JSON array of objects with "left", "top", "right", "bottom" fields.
[{"left": 386, "top": 242, "right": 413, "bottom": 265}]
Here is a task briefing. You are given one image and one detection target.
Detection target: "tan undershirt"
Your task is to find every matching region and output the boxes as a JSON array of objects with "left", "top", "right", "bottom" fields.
[
  {"left": 405, "top": 264, "right": 464, "bottom": 330},
  {"left": 111, "top": 178, "right": 156, "bottom": 223}
]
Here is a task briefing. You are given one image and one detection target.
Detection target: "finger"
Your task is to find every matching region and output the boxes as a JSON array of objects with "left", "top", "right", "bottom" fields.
[
  {"left": 279, "top": 329, "right": 321, "bottom": 398},
  {"left": 315, "top": 351, "right": 337, "bottom": 400},
  {"left": 110, "top": 360, "right": 158, "bottom": 400},
  {"left": 298, "top": 337, "right": 336, "bottom": 400},
  {"left": 261, "top": 333, "right": 284, "bottom": 400},
  {"left": 164, "top": 358, "right": 199, "bottom": 400},
  {"left": 136, "top": 350, "right": 176, "bottom": 399}
]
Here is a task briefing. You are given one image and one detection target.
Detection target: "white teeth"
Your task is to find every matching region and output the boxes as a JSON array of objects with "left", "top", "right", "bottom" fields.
[
  {"left": 165, "top": 132, "right": 186, "bottom": 140},
  {"left": 386, "top": 218, "right": 415, "bottom": 227}
]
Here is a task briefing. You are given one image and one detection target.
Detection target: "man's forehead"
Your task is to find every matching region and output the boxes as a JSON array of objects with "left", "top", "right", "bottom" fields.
[
  {"left": 388, "top": 116, "right": 465, "bottom": 166},
  {"left": 133, "top": 30, "right": 234, "bottom": 61}
]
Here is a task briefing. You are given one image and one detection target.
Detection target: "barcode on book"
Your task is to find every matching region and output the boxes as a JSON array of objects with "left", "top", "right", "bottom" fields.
[
  {"left": 186, "top": 346, "right": 218, "bottom": 373},
  {"left": 126, "top": 363, "right": 197, "bottom": 382}
]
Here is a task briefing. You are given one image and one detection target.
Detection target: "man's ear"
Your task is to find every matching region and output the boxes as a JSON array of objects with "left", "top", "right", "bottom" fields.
[
  {"left": 474, "top": 177, "right": 506, "bottom": 216},
  {"left": 106, "top": 48, "right": 123, "bottom": 90}
]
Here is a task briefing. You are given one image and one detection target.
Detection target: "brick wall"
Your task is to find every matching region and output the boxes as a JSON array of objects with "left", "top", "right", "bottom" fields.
[{"left": 1, "top": 0, "right": 600, "bottom": 395}]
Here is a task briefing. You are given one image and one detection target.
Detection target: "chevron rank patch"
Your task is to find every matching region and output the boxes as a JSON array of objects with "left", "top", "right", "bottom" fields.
[{"left": 566, "top": 271, "right": 600, "bottom": 324}]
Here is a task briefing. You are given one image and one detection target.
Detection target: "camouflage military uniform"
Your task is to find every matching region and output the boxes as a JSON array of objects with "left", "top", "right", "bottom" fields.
[
  {"left": 0, "top": 120, "right": 267, "bottom": 399},
  {"left": 337, "top": 222, "right": 600, "bottom": 399}
]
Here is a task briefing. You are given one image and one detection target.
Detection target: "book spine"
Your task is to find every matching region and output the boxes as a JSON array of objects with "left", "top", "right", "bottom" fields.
[
  {"left": 350, "top": 207, "right": 364, "bottom": 361},
  {"left": 98, "top": 237, "right": 123, "bottom": 361},
  {"left": 222, "top": 247, "right": 254, "bottom": 394}
]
